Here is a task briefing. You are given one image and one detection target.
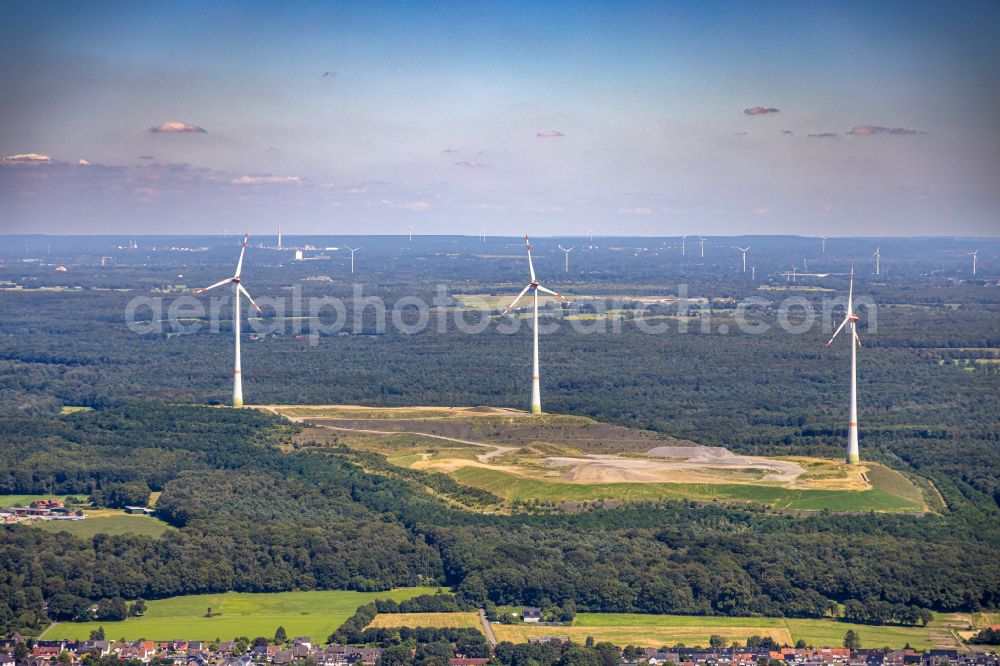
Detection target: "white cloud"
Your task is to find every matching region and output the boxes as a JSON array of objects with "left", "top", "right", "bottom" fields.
[
  {"left": 617, "top": 207, "right": 653, "bottom": 215},
  {"left": 536, "top": 130, "right": 565, "bottom": 138},
  {"left": 395, "top": 200, "right": 430, "bottom": 211},
  {"left": 230, "top": 175, "right": 301, "bottom": 185},
  {"left": 3, "top": 153, "right": 53, "bottom": 164},
  {"left": 150, "top": 121, "right": 207, "bottom": 134}
]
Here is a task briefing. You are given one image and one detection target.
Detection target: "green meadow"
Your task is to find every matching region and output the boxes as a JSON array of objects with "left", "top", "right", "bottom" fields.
[
  {"left": 43, "top": 588, "right": 440, "bottom": 641},
  {"left": 0, "top": 494, "right": 78, "bottom": 508},
  {"left": 33, "top": 514, "right": 175, "bottom": 539}
]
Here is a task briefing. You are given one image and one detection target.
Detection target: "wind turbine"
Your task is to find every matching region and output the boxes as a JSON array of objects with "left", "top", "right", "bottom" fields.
[
  {"left": 407, "top": 225, "right": 414, "bottom": 243},
  {"left": 193, "top": 233, "right": 262, "bottom": 408},
  {"left": 873, "top": 245, "right": 880, "bottom": 276},
  {"left": 969, "top": 250, "right": 978, "bottom": 275},
  {"left": 346, "top": 247, "right": 360, "bottom": 274},
  {"left": 589, "top": 230, "right": 593, "bottom": 243},
  {"left": 751, "top": 266, "right": 756, "bottom": 281},
  {"left": 826, "top": 266, "right": 862, "bottom": 465},
  {"left": 735, "top": 246, "right": 750, "bottom": 272},
  {"left": 698, "top": 236, "right": 706, "bottom": 258},
  {"left": 558, "top": 245, "right": 575, "bottom": 273},
  {"left": 821, "top": 236, "right": 827, "bottom": 254},
  {"left": 680, "top": 235, "right": 687, "bottom": 256},
  {"left": 500, "top": 235, "right": 565, "bottom": 415},
  {"left": 277, "top": 225, "right": 282, "bottom": 250}
]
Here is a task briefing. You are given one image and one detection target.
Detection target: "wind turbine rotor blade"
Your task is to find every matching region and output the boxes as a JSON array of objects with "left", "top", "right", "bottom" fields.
[
  {"left": 193, "top": 278, "right": 233, "bottom": 295},
  {"left": 854, "top": 331, "right": 862, "bottom": 347},
  {"left": 826, "top": 316, "right": 850, "bottom": 346},
  {"left": 536, "top": 285, "right": 565, "bottom": 299},
  {"left": 238, "top": 283, "right": 262, "bottom": 312},
  {"left": 525, "top": 234, "right": 536, "bottom": 281},
  {"left": 501, "top": 283, "right": 533, "bottom": 315},
  {"left": 234, "top": 233, "right": 249, "bottom": 276}
]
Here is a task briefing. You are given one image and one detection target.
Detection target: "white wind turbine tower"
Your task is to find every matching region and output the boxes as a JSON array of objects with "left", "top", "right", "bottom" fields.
[
  {"left": 193, "top": 233, "right": 262, "bottom": 408},
  {"left": 680, "top": 235, "right": 687, "bottom": 256},
  {"left": 698, "top": 236, "right": 706, "bottom": 258},
  {"left": 735, "top": 246, "right": 750, "bottom": 272},
  {"left": 558, "top": 245, "right": 575, "bottom": 272},
  {"left": 346, "top": 247, "right": 360, "bottom": 274},
  {"left": 826, "top": 266, "right": 862, "bottom": 465},
  {"left": 821, "top": 236, "right": 827, "bottom": 254},
  {"left": 277, "top": 225, "right": 282, "bottom": 250},
  {"left": 407, "top": 225, "right": 414, "bottom": 242},
  {"left": 969, "top": 250, "right": 978, "bottom": 275},
  {"left": 501, "top": 235, "right": 565, "bottom": 415},
  {"left": 873, "top": 245, "right": 881, "bottom": 276}
]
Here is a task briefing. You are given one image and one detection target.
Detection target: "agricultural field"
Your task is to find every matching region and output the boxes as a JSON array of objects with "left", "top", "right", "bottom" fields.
[
  {"left": 368, "top": 612, "right": 482, "bottom": 630},
  {"left": 268, "top": 406, "right": 928, "bottom": 513},
  {"left": 497, "top": 613, "right": 938, "bottom": 649},
  {"left": 43, "top": 588, "right": 441, "bottom": 641}
]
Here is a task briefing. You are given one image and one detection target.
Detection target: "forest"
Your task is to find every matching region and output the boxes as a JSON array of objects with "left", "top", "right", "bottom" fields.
[{"left": 0, "top": 235, "right": 998, "bottom": 636}]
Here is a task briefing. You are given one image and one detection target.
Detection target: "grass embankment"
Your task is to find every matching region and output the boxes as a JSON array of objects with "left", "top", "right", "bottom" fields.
[
  {"left": 450, "top": 466, "right": 925, "bottom": 512},
  {"left": 43, "top": 588, "right": 440, "bottom": 641}
]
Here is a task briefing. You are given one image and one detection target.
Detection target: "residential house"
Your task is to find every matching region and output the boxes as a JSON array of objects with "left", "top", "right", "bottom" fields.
[
  {"left": 1, "top": 652, "right": 15, "bottom": 666},
  {"left": 359, "top": 647, "right": 383, "bottom": 665},
  {"left": 522, "top": 607, "right": 542, "bottom": 623},
  {"left": 272, "top": 649, "right": 294, "bottom": 665},
  {"left": 449, "top": 659, "right": 489, "bottom": 666}
]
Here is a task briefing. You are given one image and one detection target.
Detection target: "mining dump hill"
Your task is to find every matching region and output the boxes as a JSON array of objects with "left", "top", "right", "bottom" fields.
[{"left": 304, "top": 413, "right": 694, "bottom": 455}]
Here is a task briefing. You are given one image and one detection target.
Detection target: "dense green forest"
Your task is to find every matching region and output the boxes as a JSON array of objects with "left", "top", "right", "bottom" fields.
[{"left": 1, "top": 235, "right": 998, "bottom": 636}]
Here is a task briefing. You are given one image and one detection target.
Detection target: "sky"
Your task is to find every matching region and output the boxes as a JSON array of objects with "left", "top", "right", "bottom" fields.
[{"left": 1, "top": 0, "right": 999, "bottom": 237}]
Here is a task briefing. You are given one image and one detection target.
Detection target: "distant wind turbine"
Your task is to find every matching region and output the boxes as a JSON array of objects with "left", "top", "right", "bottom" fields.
[
  {"left": 680, "top": 235, "right": 687, "bottom": 256},
  {"left": 826, "top": 266, "right": 863, "bottom": 465},
  {"left": 558, "top": 245, "right": 575, "bottom": 272},
  {"left": 969, "top": 250, "right": 978, "bottom": 275},
  {"left": 873, "top": 245, "right": 880, "bottom": 276},
  {"left": 346, "top": 247, "right": 360, "bottom": 274},
  {"left": 500, "top": 235, "right": 565, "bottom": 415},
  {"left": 751, "top": 266, "right": 756, "bottom": 281},
  {"left": 821, "top": 236, "right": 827, "bottom": 254},
  {"left": 734, "top": 246, "right": 750, "bottom": 272},
  {"left": 407, "top": 225, "right": 414, "bottom": 242},
  {"left": 698, "top": 236, "right": 706, "bottom": 258},
  {"left": 193, "top": 233, "right": 262, "bottom": 408}
]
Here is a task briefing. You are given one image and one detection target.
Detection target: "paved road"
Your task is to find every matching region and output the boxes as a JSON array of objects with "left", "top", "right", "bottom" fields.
[{"left": 479, "top": 609, "right": 498, "bottom": 646}]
